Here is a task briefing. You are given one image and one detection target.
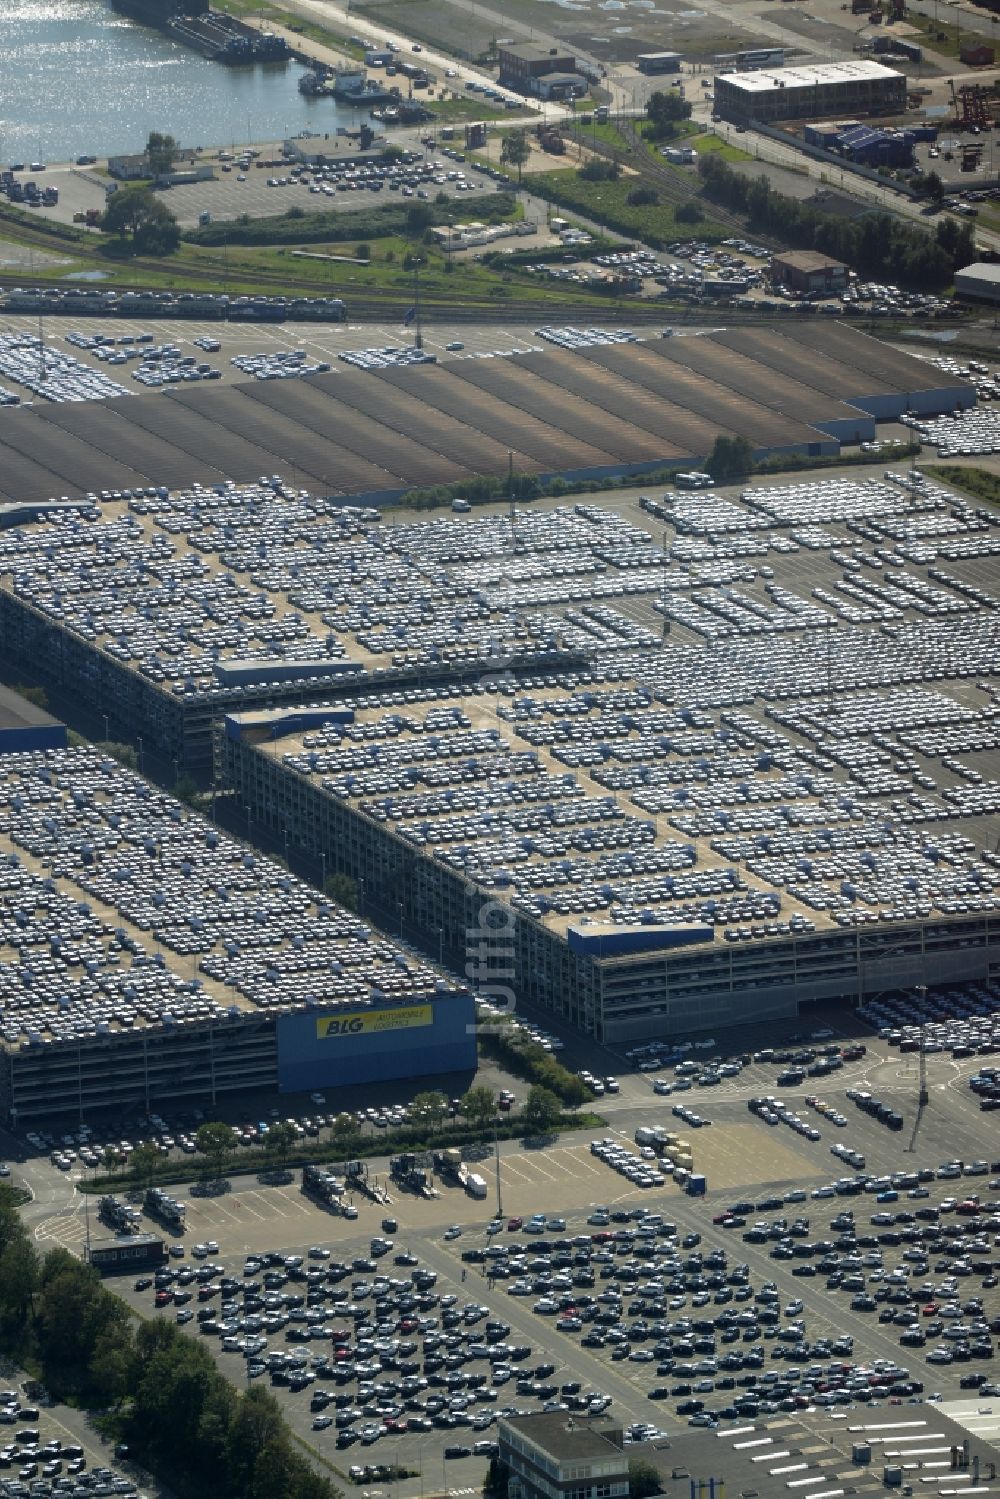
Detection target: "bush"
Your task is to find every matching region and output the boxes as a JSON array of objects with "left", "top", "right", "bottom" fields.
[
  {"left": 675, "top": 199, "right": 704, "bottom": 223},
  {"left": 579, "top": 158, "right": 620, "bottom": 182},
  {"left": 626, "top": 186, "right": 658, "bottom": 206}
]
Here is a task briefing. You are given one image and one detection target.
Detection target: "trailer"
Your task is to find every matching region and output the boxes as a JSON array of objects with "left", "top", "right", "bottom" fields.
[
  {"left": 301, "top": 1162, "right": 344, "bottom": 1207},
  {"left": 433, "top": 1148, "right": 469, "bottom": 1189},
  {"left": 98, "top": 1195, "right": 141, "bottom": 1234},
  {"left": 89, "top": 1233, "right": 167, "bottom": 1275},
  {"left": 390, "top": 1152, "right": 438, "bottom": 1198},
  {"left": 143, "top": 1187, "right": 186, "bottom": 1232}
]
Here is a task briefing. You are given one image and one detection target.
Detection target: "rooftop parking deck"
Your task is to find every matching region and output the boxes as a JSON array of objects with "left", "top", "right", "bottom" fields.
[{"left": 0, "top": 745, "right": 450, "bottom": 1055}]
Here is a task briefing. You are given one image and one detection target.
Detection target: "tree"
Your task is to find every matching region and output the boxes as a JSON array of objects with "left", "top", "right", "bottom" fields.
[
  {"left": 331, "top": 1112, "right": 359, "bottom": 1154},
  {"left": 522, "top": 1085, "right": 561, "bottom": 1133},
  {"left": 628, "top": 1458, "right": 663, "bottom": 1499},
  {"left": 579, "top": 158, "right": 619, "bottom": 181},
  {"left": 88, "top": 1319, "right": 135, "bottom": 1407},
  {"left": 146, "top": 131, "right": 179, "bottom": 177},
  {"left": 262, "top": 1120, "right": 296, "bottom": 1166},
  {"left": 101, "top": 187, "right": 180, "bottom": 255},
  {"left": 675, "top": 199, "right": 704, "bottom": 223},
  {"left": 627, "top": 186, "right": 658, "bottom": 206},
  {"left": 484, "top": 1456, "right": 510, "bottom": 1499},
  {"left": 645, "top": 90, "right": 692, "bottom": 139},
  {"left": 36, "top": 1251, "right": 110, "bottom": 1394},
  {"left": 460, "top": 1085, "right": 497, "bottom": 1127},
  {"left": 705, "top": 434, "right": 754, "bottom": 482},
  {"left": 324, "top": 872, "right": 358, "bottom": 911},
  {"left": 130, "top": 1141, "right": 160, "bottom": 1189},
  {"left": 195, "top": 1121, "right": 237, "bottom": 1179},
  {"left": 406, "top": 202, "right": 433, "bottom": 236},
  {"left": 226, "top": 1387, "right": 285, "bottom": 1495},
  {"left": 96, "top": 741, "right": 138, "bottom": 770},
  {"left": 410, "top": 1090, "right": 448, "bottom": 1134},
  {"left": 500, "top": 130, "right": 530, "bottom": 182},
  {"left": 0, "top": 1235, "right": 39, "bottom": 1328}
]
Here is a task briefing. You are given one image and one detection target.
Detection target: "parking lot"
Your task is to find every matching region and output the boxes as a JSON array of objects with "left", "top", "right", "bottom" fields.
[
  {"left": 0, "top": 316, "right": 553, "bottom": 395},
  {"left": 161, "top": 149, "right": 499, "bottom": 230},
  {"left": 4, "top": 990, "right": 996, "bottom": 1495}
]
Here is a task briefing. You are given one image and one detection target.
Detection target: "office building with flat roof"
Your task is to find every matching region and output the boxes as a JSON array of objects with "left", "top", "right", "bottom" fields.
[{"left": 715, "top": 60, "right": 906, "bottom": 124}]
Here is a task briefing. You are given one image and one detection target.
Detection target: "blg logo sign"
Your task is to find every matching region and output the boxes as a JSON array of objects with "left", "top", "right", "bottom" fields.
[{"left": 315, "top": 1005, "right": 433, "bottom": 1040}]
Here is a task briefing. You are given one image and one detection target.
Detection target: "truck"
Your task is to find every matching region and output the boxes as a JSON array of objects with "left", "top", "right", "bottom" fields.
[
  {"left": 390, "top": 1153, "right": 437, "bottom": 1198},
  {"left": 99, "top": 1195, "right": 141, "bottom": 1234},
  {"left": 686, "top": 1174, "right": 707, "bottom": 1197},
  {"left": 143, "top": 1187, "right": 185, "bottom": 1232},
  {"left": 466, "top": 1173, "right": 488, "bottom": 1199},
  {"left": 301, "top": 1162, "right": 344, "bottom": 1207},
  {"left": 433, "top": 1147, "right": 469, "bottom": 1188}
]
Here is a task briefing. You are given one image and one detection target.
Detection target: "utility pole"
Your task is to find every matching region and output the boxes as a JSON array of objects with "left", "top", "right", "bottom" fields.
[{"left": 494, "top": 1117, "right": 502, "bottom": 1219}]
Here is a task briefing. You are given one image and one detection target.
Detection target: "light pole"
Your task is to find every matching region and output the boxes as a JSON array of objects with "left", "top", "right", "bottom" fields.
[
  {"left": 102, "top": 714, "right": 109, "bottom": 743},
  {"left": 412, "top": 258, "right": 424, "bottom": 351},
  {"left": 137, "top": 736, "right": 144, "bottom": 773}
]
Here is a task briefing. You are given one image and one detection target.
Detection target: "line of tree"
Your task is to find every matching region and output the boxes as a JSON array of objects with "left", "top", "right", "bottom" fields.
[
  {"left": 477, "top": 1018, "right": 592, "bottom": 1107},
  {"left": 184, "top": 192, "right": 517, "bottom": 247},
  {"left": 696, "top": 151, "right": 974, "bottom": 291},
  {"left": 0, "top": 1189, "right": 337, "bottom": 1499}
]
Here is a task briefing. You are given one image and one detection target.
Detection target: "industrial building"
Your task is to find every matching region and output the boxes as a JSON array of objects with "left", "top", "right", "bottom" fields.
[
  {"left": 216, "top": 461, "right": 1000, "bottom": 1045},
  {"left": 635, "top": 52, "right": 682, "bottom": 75},
  {"left": 771, "top": 250, "right": 849, "bottom": 295},
  {"left": 714, "top": 60, "right": 907, "bottom": 124},
  {"left": 954, "top": 262, "right": 1000, "bottom": 305},
  {"left": 0, "top": 326, "right": 975, "bottom": 774},
  {"left": 497, "top": 43, "right": 586, "bottom": 98}
]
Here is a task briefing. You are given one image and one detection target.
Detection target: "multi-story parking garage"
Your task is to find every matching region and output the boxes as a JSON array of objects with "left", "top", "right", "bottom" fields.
[{"left": 219, "top": 471, "right": 1000, "bottom": 1043}]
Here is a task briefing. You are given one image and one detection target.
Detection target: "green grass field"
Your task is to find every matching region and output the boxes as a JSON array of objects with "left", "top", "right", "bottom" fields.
[
  {"left": 690, "top": 133, "right": 754, "bottom": 162},
  {"left": 527, "top": 167, "right": 727, "bottom": 247}
]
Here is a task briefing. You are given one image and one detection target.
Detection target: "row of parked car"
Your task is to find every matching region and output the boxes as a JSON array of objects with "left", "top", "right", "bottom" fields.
[{"left": 136, "top": 1240, "right": 613, "bottom": 1454}]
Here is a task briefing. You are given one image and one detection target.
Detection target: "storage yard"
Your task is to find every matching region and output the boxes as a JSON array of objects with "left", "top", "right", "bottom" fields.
[{"left": 0, "top": 325, "right": 973, "bottom": 505}]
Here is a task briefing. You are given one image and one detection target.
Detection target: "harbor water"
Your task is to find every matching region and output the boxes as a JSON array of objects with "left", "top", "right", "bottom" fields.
[{"left": 0, "top": 0, "right": 353, "bottom": 164}]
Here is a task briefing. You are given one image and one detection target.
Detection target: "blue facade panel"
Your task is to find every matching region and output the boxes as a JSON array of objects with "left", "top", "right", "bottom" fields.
[
  {"left": 276, "top": 993, "right": 476, "bottom": 1092},
  {"left": 0, "top": 726, "right": 67, "bottom": 755},
  {"left": 567, "top": 923, "right": 713, "bottom": 956}
]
